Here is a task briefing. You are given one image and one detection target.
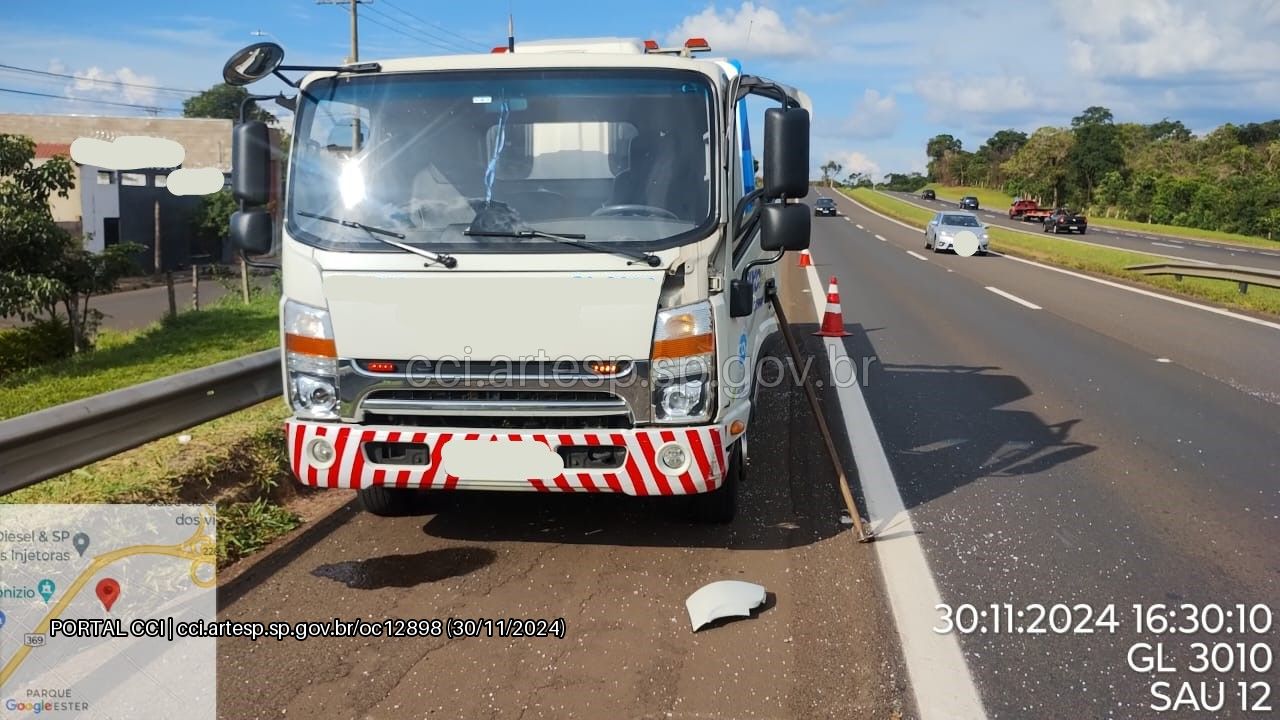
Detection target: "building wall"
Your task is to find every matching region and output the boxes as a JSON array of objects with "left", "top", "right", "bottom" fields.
[
  {"left": 80, "top": 167, "right": 120, "bottom": 254},
  {"left": 0, "top": 114, "right": 233, "bottom": 170},
  {"left": 1, "top": 113, "right": 234, "bottom": 257}
]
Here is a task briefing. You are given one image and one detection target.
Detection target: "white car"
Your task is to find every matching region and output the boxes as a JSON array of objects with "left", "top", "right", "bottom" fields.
[{"left": 925, "top": 211, "right": 990, "bottom": 255}]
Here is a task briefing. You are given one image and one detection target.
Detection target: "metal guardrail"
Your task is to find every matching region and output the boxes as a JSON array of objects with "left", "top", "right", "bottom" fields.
[
  {"left": 1125, "top": 263, "right": 1280, "bottom": 294},
  {"left": 0, "top": 349, "right": 281, "bottom": 496}
]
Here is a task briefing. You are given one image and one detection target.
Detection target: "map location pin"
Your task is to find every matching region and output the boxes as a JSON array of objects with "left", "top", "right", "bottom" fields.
[
  {"left": 37, "top": 579, "right": 55, "bottom": 603},
  {"left": 96, "top": 578, "right": 120, "bottom": 612},
  {"left": 0, "top": 609, "right": 6, "bottom": 629},
  {"left": 72, "top": 532, "right": 90, "bottom": 557}
]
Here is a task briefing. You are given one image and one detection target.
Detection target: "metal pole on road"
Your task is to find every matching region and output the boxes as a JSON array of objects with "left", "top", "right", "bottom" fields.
[{"left": 767, "top": 283, "right": 873, "bottom": 542}]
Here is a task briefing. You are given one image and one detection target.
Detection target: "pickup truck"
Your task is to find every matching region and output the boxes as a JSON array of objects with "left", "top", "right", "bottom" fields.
[
  {"left": 1041, "top": 208, "right": 1088, "bottom": 234},
  {"left": 1008, "top": 199, "right": 1051, "bottom": 221}
]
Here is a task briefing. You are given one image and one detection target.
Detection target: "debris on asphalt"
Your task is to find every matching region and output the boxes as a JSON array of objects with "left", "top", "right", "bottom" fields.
[{"left": 685, "top": 580, "right": 767, "bottom": 632}]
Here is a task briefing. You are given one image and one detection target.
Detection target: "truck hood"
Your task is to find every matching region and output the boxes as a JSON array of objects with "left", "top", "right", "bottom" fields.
[{"left": 321, "top": 270, "right": 664, "bottom": 360}]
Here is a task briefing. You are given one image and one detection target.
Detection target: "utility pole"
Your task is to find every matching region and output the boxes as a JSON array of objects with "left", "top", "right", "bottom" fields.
[
  {"left": 318, "top": 0, "right": 369, "bottom": 151},
  {"left": 316, "top": 0, "right": 369, "bottom": 63}
]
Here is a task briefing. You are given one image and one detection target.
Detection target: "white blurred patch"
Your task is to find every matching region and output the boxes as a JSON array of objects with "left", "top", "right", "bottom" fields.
[
  {"left": 952, "top": 230, "right": 980, "bottom": 257},
  {"left": 441, "top": 439, "right": 565, "bottom": 481},
  {"left": 166, "top": 168, "right": 225, "bottom": 196},
  {"left": 71, "top": 136, "right": 185, "bottom": 170}
]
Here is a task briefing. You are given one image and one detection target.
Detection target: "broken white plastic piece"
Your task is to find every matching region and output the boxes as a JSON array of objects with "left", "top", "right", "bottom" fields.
[
  {"left": 685, "top": 580, "right": 766, "bottom": 632},
  {"left": 177, "top": 434, "right": 192, "bottom": 445}
]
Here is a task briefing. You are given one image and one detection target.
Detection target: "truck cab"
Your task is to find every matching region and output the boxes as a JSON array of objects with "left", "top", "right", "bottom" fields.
[{"left": 221, "top": 36, "right": 812, "bottom": 522}]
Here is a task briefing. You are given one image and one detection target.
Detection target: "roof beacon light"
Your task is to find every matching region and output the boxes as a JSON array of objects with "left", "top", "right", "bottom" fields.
[
  {"left": 680, "top": 37, "right": 711, "bottom": 57},
  {"left": 491, "top": 46, "right": 507, "bottom": 53},
  {"left": 643, "top": 39, "right": 660, "bottom": 52}
]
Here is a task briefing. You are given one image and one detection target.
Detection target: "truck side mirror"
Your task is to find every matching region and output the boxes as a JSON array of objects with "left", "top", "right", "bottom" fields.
[
  {"left": 763, "top": 107, "right": 810, "bottom": 200},
  {"left": 230, "top": 208, "right": 274, "bottom": 256},
  {"left": 759, "top": 203, "right": 810, "bottom": 252},
  {"left": 232, "top": 121, "right": 272, "bottom": 205}
]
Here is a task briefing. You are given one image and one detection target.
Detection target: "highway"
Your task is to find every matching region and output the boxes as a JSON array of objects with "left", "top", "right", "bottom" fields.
[
  {"left": 885, "top": 190, "right": 1280, "bottom": 271},
  {"left": 209, "top": 189, "right": 1280, "bottom": 718},
  {"left": 215, "top": 281, "right": 911, "bottom": 719},
  {"left": 810, "top": 189, "right": 1280, "bottom": 718}
]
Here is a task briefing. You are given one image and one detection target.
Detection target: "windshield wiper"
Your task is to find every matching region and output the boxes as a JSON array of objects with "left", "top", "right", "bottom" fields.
[
  {"left": 464, "top": 227, "right": 661, "bottom": 267},
  {"left": 297, "top": 210, "right": 457, "bottom": 268}
]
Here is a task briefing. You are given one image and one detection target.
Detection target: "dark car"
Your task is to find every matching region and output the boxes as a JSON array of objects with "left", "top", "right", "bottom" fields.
[
  {"left": 959, "top": 195, "right": 979, "bottom": 210},
  {"left": 1042, "top": 208, "right": 1088, "bottom": 234},
  {"left": 814, "top": 198, "right": 838, "bottom": 216},
  {"left": 921, "top": 189, "right": 936, "bottom": 200}
]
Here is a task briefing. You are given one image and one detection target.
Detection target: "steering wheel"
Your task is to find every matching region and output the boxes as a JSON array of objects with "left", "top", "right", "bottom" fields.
[{"left": 592, "top": 204, "right": 679, "bottom": 220}]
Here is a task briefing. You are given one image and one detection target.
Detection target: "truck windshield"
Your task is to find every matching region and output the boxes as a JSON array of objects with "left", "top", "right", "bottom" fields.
[{"left": 287, "top": 68, "right": 716, "bottom": 253}]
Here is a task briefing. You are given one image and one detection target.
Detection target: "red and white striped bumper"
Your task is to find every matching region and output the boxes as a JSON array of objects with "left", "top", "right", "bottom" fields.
[{"left": 285, "top": 421, "right": 728, "bottom": 495}]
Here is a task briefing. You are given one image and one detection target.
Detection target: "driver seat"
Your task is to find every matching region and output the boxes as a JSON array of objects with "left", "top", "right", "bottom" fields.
[{"left": 609, "top": 132, "right": 678, "bottom": 213}]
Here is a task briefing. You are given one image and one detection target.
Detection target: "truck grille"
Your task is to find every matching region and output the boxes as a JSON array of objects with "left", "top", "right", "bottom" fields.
[{"left": 358, "top": 388, "right": 634, "bottom": 430}]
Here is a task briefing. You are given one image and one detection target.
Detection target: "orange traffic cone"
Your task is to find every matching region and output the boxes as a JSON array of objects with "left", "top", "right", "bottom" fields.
[
  {"left": 797, "top": 249, "right": 813, "bottom": 267},
  {"left": 813, "top": 276, "right": 852, "bottom": 337}
]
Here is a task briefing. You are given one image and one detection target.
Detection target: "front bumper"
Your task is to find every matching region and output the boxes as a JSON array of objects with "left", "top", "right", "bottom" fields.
[
  {"left": 815, "top": 209, "right": 837, "bottom": 216},
  {"left": 286, "top": 420, "right": 729, "bottom": 496},
  {"left": 934, "top": 238, "right": 990, "bottom": 252}
]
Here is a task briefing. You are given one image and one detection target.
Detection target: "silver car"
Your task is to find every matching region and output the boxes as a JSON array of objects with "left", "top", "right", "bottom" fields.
[{"left": 925, "top": 211, "right": 990, "bottom": 255}]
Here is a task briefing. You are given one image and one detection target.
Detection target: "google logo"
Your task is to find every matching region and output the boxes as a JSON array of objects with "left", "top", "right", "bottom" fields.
[{"left": 5, "top": 698, "right": 53, "bottom": 713}]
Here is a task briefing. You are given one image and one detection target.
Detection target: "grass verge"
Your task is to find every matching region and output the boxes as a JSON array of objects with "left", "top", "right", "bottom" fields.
[
  {"left": 925, "top": 184, "right": 1279, "bottom": 250},
  {"left": 0, "top": 401, "right": 308, "bottom": 568},
  {"left": 846, "top": 188, "right": 1280, "bottom": 317},
  {"left": 0, "top": 293, "right": 279, "bottom": 420}
]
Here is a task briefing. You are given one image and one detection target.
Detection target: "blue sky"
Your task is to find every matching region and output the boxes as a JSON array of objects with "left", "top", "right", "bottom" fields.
[{"left": 2, "top": 0, "right": 1278, "bottom": 179}]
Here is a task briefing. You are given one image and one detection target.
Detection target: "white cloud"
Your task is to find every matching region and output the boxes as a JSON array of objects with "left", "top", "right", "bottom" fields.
[
  {"left": 845, "top": 89, "right": 900, "bottom": 140},
  {"left": 1055, "top": 0, "right": 1280, "bottom": 79},
  {"left": 66, "top": 66, "right": 161, "bottom": 107},
  {"left": 817, "top": 151, "right": 882, "bottom": 181},
  {"left": 666, "top": 2, "right": 814, "bottom": 59},
  {"left": 913, "top": 73, "right": 1037, "bottom": 120}
]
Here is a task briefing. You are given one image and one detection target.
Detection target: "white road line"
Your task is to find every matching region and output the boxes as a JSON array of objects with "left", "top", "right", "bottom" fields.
[
  {"left": 838, "top": 193, "right": 1280, "bottom": 332},
  {"left": 856, "top": 224, "right": 865, "bottom": 230},
  {"left": 906, "top": 250, "right": 929, "bottom": 261},
  {"left": 1151, "top": 242, "right": 1184, "bottom": 249},
  {"left": 803, "top": 265, "right": 987, "bottom": 720},
  {"left": 874, "top": 234, "right": 887, "bottom": 242},
  {"left": 985, "top": 286, "right": 1042, "bottom": 309}
]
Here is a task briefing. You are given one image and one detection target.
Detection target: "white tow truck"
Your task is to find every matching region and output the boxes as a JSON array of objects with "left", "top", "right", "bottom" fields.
[{"left": 221, "top": 35, "right": 813, "bottom": 522}]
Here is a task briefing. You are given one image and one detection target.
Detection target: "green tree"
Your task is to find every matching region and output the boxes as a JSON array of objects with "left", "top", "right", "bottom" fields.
[
  {"left": 1002, "top": 127, "right": 1075, "bottom": 206},
  {"left": 925, "top": 134, "right": 963, "bottom": 182},
  {"left": 183, "top": 83, "right": 275, "bottom": 122},
  {"left": 1145, "top": 119, "right": 1192, "bottom": 142},
  {"left": 820, "top": 160, "right": 843, "bottom": 187},
  {"left": 0, "top": 135, "right": 142, "bottom": 352},
  {"left": 1068, "top": 106, "right": 1124, "bottom": 206},
  {"left": 191, "top": 189, "right": 238, "bottom": 259}
]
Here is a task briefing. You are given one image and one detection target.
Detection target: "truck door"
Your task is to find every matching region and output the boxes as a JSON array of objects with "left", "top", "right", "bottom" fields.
[{"left": 724, "top": 97, "right": 774, "bottom": 413}]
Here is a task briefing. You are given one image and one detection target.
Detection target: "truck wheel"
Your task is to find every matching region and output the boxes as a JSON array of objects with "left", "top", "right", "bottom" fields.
[
  {"left": 688, "top": 442, "right": 742, "bottom": 524},
  {"left": 359, "top": 485, "right": 433, "bottom": 517}
]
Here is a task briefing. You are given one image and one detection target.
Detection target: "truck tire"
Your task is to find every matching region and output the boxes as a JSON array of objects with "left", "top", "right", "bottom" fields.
[
  {"left": 359, "top": 485, "right": 432, "bottom": 517},
  {"left": 688, "top": 441, "right": 742, "bottom": 524}
]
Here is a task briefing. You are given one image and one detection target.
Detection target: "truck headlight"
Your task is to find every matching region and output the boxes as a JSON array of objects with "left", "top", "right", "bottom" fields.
[
  {"left": 284, "top": 299, "right": 339, "bottom": 420},
  {"left": 651, "top": 301, "right": 714, "bottom": 424}
]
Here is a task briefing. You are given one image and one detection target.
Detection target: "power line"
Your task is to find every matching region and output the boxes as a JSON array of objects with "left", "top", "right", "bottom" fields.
[
  {"left": 335, "top": 4, "right": 465, "bottom": 55},
  {"left": 363, "top": 6, "right": 474, "bottom": 53},
  {"left": 0, "top": 86, "right": 179, "bottom": 113},
  {"left": 376, "top": 0, "right": 487, "bottom": 50},
  {"left": 0, "top": 63, "right": 199, "bottom": 95}
]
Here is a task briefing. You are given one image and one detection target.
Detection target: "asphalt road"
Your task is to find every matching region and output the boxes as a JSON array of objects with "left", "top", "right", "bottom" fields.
[
  {"left": 885, "top": 190, "right": 1280, "bottom": 271},
  {"left": 0, "top": 275, "right": 266, "bottom": 332},
  {"left": 811, "top": 189, "right": 1280, "bottom": 718},
  {"left": 212, "top": 190, "right": 1279, "bottom": 718},
  {"left": 215, "top": 286, "right": 911, "bottom": 719}
]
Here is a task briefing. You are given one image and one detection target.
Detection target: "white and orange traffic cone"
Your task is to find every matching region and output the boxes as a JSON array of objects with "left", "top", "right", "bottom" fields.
[
  {"left": 797, "top": 249, "right": 813, "bottom": 267},
  {"left": 813, "top": 276, "right": 852, "bottom": 337}
]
